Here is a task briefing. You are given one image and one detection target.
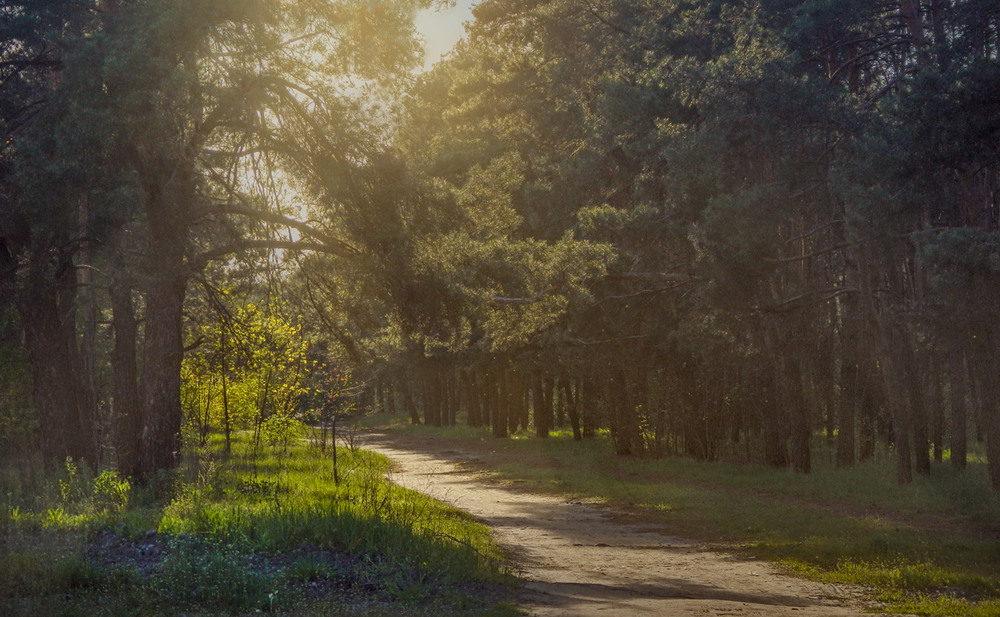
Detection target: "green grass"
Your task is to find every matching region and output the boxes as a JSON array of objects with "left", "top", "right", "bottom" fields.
[
  {"left": 0, "top": 431, "right": 519, "bottom": 617},
  {"left": 375, "top": 417, "right": 1000, "bottom": 617}
]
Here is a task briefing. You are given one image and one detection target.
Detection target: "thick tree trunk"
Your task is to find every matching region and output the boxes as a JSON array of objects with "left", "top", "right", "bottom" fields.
[
  {"left": 137, "top": 192, "right": 189, "bottom": 481},
  {"left": 19, "top": 248, "right": 97, "bottom": 467},
  {"left": 138, "top": 262, "right": 186, "bottom": 480}
]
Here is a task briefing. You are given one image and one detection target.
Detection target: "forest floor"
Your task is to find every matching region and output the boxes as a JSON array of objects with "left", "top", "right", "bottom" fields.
[{"left": 360, "top": 431, "right": 910, "bottom": 617}]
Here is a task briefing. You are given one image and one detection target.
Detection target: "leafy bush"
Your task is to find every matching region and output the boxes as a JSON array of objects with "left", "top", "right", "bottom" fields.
[{"left": 92, "top": 470, "right": 131, "bottom": 513}]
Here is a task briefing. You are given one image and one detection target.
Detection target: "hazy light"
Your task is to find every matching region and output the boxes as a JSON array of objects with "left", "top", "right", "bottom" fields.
[{"left": 414, "top": 0, "right": 477, "bottom": 70}]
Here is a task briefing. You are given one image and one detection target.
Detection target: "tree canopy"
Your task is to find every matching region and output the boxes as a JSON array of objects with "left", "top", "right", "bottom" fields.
[{"left": 2, "top": 0, "right": 1000, "bottom": 496}]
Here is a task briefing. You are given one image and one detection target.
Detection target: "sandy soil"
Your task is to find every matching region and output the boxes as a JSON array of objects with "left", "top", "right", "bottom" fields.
[{"left": 360, "top": 433, "right": 903, "bottom": 617}]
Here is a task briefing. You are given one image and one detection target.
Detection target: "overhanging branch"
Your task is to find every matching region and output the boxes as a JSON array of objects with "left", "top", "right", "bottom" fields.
[{"left": 192, "top": 239, "right": 354, "bottom": 268}]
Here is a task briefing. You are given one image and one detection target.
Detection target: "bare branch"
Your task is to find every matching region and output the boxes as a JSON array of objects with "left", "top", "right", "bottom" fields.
[
  {"left": 193, "top": 239, "right": 351, "bottom": 267},
  {"left": 569, "top": 334, "right": 652, "bottom": 346},
  {"left": 827, "top": 38, "right": 913, "bottom": 83},
  {"left": 605, "top": 272, "right": 702, "bottom": 283},
  {"left": 218, "top": 201, "right": 360, "bottom": 258},
  {"left": 783, "top": 220, "right": 844, "bottom": 244},
  {"left": 764, "top": 242, "right": 850, "bottom": 264},
  {"left": 755, "top": 287, "right": 858, "bottom": 313},
  {"left": 491, "top": 286, "right": 554, "bottom": 305}
]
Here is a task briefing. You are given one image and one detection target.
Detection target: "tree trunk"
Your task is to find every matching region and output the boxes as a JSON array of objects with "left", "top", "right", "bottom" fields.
[
  {"left": 19, "top": 248, "right": 97, "bottom": 467},
  {"left": 787, "top": 345, "right": 811, "bottom": 474},
  {"left": 220, "top": 332, "right": 232, "bottom": 456},
  {"left": 491, "top": 364, "right": 507, "bottom": 438},
  {"left": 928, "top": 354, "right": 945, "bottom": 463},
  {"left": 854, "top": 361, "right": 881, "bottom": 461},
  {"left": 402, "top": 378, "right": 420, "bottom": 425},
  {"left": 760, "top": 326, "right": 789, "bottom": 468},
  {"left": 111, "top": 278, "right": 142, "bottom": 477},
  {"left": 836, "top": 288, "right": 860, "bottom": 466},
  {"left": 982, "top": 356, "right": 1000, "bottom": 492},
  {"left": 610, "top": 366, "right": 638, "bottom": 456},
  {"left": 949, "top": 345, "right": 968, "bottom": 471},
  {"left": 446, "top": 368, "right": 458, "bottom": 426},
  {"left": 138, "top": 267, "right": 185, "bottom": 480},
  {"left": 902, "top": 338, "right": 931, "bottom": 476},
  {"left": 463, "top": 369, "right": 482, "bottom": 427},
  {"left": 581, "top": 373, "right": 596, "bottom": 438},
  {"left": 137, "top": 192, "right": 189, "bottom": 481},
  {"left": 561, "top": 375, "right": 582, "bottom": 441},
  {"left": 533, "top": 373, "right": 551, "bottom": 438},
  {"left": 880, "top": 323, "right": 913, "bottom": 485}
]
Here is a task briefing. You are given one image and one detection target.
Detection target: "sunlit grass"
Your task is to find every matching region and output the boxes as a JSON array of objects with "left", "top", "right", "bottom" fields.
[
  {"left": 0, "top": 430, "right": 517, "bottom": 616},
  {"left": 379, "top": 418, "right": 1000, "bottom": 617}
]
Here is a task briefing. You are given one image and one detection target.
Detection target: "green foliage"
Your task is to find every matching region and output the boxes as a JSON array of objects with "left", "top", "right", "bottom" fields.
[
  {"left": 92, "top": 470, "right": 132, "bottom": 514},
  {"left": 182, "top": 301, "right": 315, "bottom": 452},
  {"left": 1, "top": 431, "right": 515, "bottom": 616},
  {"left": 156, "top": 535, "right": 272, "bottom": 611}
]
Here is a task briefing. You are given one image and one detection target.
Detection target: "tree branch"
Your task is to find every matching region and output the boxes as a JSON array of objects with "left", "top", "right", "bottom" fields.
[
  {"left": 218, "top": 201, "right": 360, "bottom": 258},
  {"left": 491, "top": 286, "right": 554, "bottom": 304},
  {"left": 764, "top": 242, "right": 850, "bottom": 264},
  {"left": 605, "top": 272, "right": 702, "bottom": 283},
  {"left": 755, "top": 287, "right": 858, "bottom": 313},
  {"left": 193, "top": 239, "right": 352, "bottom": 266},
  {"left": 783, "top": 220, "right": 844, "bottom": 244}
]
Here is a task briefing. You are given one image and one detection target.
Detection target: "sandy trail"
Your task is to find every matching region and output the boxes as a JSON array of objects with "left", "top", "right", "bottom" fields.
[{"left": 361, "top": 434, "right": 892, "bottom": 617}]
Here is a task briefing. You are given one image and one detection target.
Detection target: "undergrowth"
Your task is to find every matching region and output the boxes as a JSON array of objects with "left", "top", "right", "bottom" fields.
[{"left": 0, "top": 430, "right": 518, "bottom": 617}]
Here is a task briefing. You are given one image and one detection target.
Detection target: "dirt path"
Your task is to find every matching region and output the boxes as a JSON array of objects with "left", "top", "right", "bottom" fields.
[{"left": 361, "top": 434, "right": 894, "bottom": 617}]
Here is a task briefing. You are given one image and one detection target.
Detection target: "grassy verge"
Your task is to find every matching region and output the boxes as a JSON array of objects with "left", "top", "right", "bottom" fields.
[
  {"left": 371, "top": 417, "right": 1000, "bottom": 617},
  {"left": 0, "top": 431, "right": 519, "bottom": 617}
]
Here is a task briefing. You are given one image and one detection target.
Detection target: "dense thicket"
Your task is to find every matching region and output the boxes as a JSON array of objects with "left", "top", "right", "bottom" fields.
[{"left": 2, "top": 0, "right": 999, "bottom": 494}]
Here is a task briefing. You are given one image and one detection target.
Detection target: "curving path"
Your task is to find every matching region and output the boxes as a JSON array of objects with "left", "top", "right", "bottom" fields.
[{"left": 361, "top": 434, "right": 898, "bottom": 617}]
